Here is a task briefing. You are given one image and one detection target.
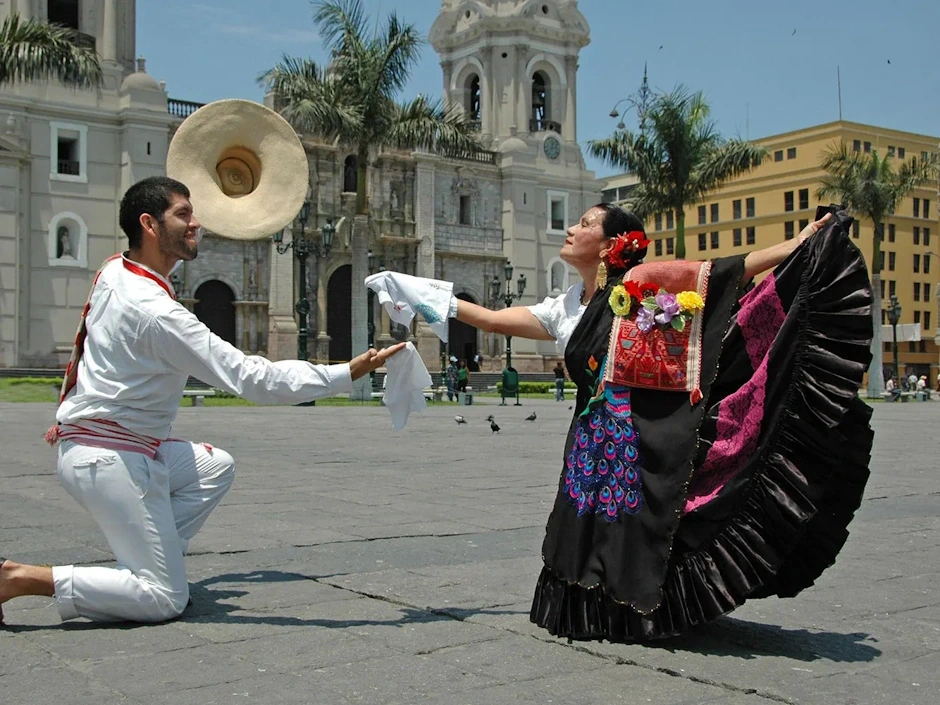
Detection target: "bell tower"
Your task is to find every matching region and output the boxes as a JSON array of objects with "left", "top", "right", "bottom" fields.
[{"left": 430, "top": 0, "right": 590, "bottom": 150}]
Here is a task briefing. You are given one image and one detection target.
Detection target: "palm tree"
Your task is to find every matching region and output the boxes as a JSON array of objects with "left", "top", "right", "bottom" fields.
[
  {"left": 260, "top": 0, "right": 481, "bottom": 397},
  {"left": 589, "top": 86, "right": 766, "bottom": 259},
  {"left": 0, "top": 13, "right": 101, "bottom": 88},
  {"left": 817, "top": 142, "right": 939, "bottom": 398}
]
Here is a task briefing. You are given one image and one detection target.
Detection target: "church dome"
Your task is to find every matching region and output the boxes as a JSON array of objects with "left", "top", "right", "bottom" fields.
[
  {"left": 499, "top": 136, "right": 528, "bottom": 153},
  {"left": 121, "top": 57, "right": 161, "bottom": 92}
]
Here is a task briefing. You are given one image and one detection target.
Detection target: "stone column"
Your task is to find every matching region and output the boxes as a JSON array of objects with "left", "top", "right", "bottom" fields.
[
  {"left": 412, "top": 152, "right": 441, "bottom": 369},
  {"left": 515, "top": 45, "right": 529, "bottom": 133},
  {"left": 235, "top": 302, "right": 247, "bottom": 351},
  {"left": 349, "top": 214, "right": 371, "bottom": 400},
  {"left": 15, "top": 0, "right": 33, "bottom": 20},
  {"left": 376, "top": 305, "right": 393, "bottom": 348},
  {"left": 482, "top": 50, "right": 494, "bottom": 139},
  {"left": 315, "top": 254, "right": 331, "bottom": 362},
  {"left": 267, "top": 232, "right": 298, "bottom": 361},
  {"left": 102, "top": 0, "right": 119, "bottom": 64},
  {"left": 441, "top": 59, "right": 454, "bottom": 110},
  {"left": 564, "top": 55, "right": 578, "bottom": 142}
]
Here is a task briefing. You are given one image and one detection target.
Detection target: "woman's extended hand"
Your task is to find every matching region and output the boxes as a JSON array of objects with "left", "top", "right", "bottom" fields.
[
  {"left": 349, "top": 343, "right": 407, "bottom": 381},
  {"left": 798, "top": 213, "right": 832, "bottom": 243}
]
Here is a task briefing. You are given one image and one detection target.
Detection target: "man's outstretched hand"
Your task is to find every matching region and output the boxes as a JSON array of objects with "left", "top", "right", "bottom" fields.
[{"left": 349, "top": 342, "right": 408, "bottom": 381}]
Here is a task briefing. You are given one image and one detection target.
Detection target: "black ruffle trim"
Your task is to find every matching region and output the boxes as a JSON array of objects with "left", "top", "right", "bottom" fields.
[{"left": 530, "top": 217, "right": 874, "bottom": 641}]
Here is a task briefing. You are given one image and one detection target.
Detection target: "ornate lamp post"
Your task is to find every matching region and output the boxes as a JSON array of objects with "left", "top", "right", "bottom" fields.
[
  {"left": 490, "top": 260, "right": 527, "bottom": 369},
  {"left": 272, "top": 202, "right": 335, "bottom": 362},
  {"left": 886, "top": 293, "right": 902, "bottom": 386}
]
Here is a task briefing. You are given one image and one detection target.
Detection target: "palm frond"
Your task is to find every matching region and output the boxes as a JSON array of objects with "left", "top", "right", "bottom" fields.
[
  {"left": 384, "top": 95, "right": 482, "bottom": 154},
  {"left": 312, "top": 0, "right": 368, "bottom": 56},
  {"left": 372, "top": 12, "right": 423, "bottom": 99},
  {"left": 692, "top": 140, "right": 767, "bottom": 197},
  {"left": 0, "top": 13, "right": 101, "bottom": 88}
]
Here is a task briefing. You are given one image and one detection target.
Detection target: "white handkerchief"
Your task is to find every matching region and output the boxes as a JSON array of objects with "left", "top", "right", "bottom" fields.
[
  {"left": 382, "top": 342, "right": 433, "bottom": 431},
  {"left": 365, "top": 271, "right": 452, "bottom": 342}
]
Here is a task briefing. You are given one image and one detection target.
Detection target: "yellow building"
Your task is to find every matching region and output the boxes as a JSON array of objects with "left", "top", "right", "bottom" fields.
[{"left": 601, "top": 120, "right": 940, "bottom": 387}]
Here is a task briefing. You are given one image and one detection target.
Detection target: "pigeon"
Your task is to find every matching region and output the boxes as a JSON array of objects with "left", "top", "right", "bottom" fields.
[
  {"left": 568, "top": 405, "right": 573, "bottom": 410},
  {"left": 485, "top": 414, "right": 495, "bottom": 422},
  {"left": 791, "top": 28, "right": 796, "bottom": 36},
  {"left": 455, "top": 415, "right": 468, "bottom": 425},
  {"left": 658, "top": 44, "right": 663, "bottom": 50},
  {"left": 525, "top": 412, "right": 537, "bottom": 422},
  {"left": 490, "top": 419, "right": 501, "bottom": 433},
  {"left": 887, "top": 59, "right": 891, "bottom": 64}
]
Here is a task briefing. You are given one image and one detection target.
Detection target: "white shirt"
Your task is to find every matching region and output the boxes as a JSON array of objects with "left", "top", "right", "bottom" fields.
[
  {"left": 58, "top": 256, "right": 352, "bottom": 438},
  {"left": 527, "top": 282, "right": 587, "bottom": 354}
]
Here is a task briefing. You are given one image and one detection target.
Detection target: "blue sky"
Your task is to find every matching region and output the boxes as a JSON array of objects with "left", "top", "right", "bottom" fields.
[{"left": 139, "top": 0, "right": 940, "bottom": 178}]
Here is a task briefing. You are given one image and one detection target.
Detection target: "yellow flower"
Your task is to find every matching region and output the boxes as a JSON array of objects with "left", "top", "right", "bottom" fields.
[
  {"left": 676, "top": 291, "right": 705, "bottom": 313},
  {"left": 608, "top": 284, "right": 632, "bottom": 316}
]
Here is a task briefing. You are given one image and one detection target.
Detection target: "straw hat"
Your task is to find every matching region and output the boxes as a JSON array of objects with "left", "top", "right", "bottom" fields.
[{"left": 166, "top": 99, "right": 308, "bottom": 241}]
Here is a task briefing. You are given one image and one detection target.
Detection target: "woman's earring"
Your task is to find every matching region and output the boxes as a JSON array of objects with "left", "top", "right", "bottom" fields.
[{"left": 595, "top": 261, "right": 608, "bottom": 289}]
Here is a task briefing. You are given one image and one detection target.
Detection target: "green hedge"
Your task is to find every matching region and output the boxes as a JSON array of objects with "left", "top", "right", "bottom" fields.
[
  {"left": 8, "top": 377, "right": 64, "bottom": 386},
  {"left": 496, "top": 381, "right": 576, "bottom": 394}
]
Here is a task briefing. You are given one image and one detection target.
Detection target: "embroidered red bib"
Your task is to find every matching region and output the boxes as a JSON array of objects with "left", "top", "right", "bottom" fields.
[{"left": 603, "top": 261, "right": 711, "bottom": 405}]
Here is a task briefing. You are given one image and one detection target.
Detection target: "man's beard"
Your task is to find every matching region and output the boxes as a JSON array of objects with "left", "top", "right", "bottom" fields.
[{"left": 158, "top": 226, "right": 198, "bottom": 261}]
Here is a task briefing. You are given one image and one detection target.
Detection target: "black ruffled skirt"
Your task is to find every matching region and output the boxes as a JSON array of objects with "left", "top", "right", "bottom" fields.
[{"left": 531, "top": 212, "right": 874, "bottom": 641}]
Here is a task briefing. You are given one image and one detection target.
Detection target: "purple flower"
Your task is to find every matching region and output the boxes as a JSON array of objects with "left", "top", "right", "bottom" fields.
[
  {"left": 654, "top": 292, "right": 679, "bottom": 325},
  {"left": 636, "top": 307, "right": 656, "bottom": 332}
]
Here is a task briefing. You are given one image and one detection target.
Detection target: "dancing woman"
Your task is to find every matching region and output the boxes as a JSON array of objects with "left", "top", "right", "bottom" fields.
[{"left": 369, "top": 202, "right": 873, "bottom": 640}]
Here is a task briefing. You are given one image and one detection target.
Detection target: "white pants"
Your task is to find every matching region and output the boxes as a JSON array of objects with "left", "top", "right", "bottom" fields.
[{"left": 52, "top": 439, "right": 235, "bottom": 622}]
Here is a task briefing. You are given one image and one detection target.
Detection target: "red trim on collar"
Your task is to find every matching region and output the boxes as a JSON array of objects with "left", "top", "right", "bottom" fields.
[{"left": 122, "top": 258, "right": 176, "bottom": 299}]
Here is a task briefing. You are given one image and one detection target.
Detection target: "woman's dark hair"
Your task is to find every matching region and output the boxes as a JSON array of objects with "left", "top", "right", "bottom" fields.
[
  {"left": 593, "top": 202, "right": 647, "bottom": 271},
  {"left": 119, "top": 176, "right": 191, "bottom": 249}
]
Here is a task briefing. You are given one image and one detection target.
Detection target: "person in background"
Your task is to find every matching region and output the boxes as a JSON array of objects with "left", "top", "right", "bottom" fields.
[{"left": 553, "top": 361, "right": 567, "bottom": 402}]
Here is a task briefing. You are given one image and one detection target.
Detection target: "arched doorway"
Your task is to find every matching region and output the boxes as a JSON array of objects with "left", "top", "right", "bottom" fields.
[
  {"left": 327, "top": 264, "right": 352, "bottom": 362},
  {"left": 449, "top": 292, "right": 480, "bottom": 371},
  {"left": 194, "top": 280, "right": 237, "bottom": 346}
]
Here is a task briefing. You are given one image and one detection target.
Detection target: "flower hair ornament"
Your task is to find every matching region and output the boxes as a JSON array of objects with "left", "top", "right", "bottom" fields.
[{"left": 603, "top": 231, "right": 652, "bottom": 271}]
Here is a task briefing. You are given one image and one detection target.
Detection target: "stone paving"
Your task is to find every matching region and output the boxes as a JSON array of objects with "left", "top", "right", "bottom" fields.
[{"left": 1, "top": 398, "right": 939, "bottom": 704}]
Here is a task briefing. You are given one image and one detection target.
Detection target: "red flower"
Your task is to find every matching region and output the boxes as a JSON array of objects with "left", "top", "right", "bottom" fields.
[
  {"left": 602, "top": 231, "right": 651, "bottom": 269},
  {"left": 637, "top": 281, "right": 660, "bottom": 298},
  {"left": 623, "top": 281, "right": 643, "bottom": 300}
]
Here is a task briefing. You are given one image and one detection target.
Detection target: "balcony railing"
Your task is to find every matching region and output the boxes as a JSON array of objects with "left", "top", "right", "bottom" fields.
[
  {"left": 468, "top": 119, "right": 482, "bottom": 132},
  {"left": 64, "top": 29, "right": 96, "bottom": 52},
  {"left": 442, "top": 147, "right": 497, "bottom": 165},
  {"left": 529, "top": 119, "right": 561, "bottom": 134},
  {"left": 168, "top": 98, "right": 205, "bottom": 119},
  {"left": 57, "top": 160, "right": 80, "bottom": 176}
]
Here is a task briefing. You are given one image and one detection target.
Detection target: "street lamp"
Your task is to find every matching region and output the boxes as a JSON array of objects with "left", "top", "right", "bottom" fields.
[
  {"left": 490, "top": 261, "right": 527, "bottom": 370},
  {"left": 272, "top": 203, "right": 335, "bottom": 362},
  {"left": 886, "top": 294, "right": 902, "bottom": 387}
]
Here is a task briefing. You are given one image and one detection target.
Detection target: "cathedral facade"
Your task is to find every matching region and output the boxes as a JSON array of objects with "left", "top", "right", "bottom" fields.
[{"left": 0, "top": 0, "right": 600, "bottom": 373}]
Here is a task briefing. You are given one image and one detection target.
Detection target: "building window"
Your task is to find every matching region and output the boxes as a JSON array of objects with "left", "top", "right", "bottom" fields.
[
  {"left": 710, "top": 231, "right": 719, "bottom": 249},
  {"left": 746, "top": 197, "right": 755, "bottom": 218},
  {"left": 466, "top": 74, "right": 482, "bottom": 122},
  {"left": 710, "top": 203, "right": 719, "bottom": 223},
  {"left": 878, "top": 251, "right": 885, "bottom": 271},
  {"left": 926, "top": 311, "right": 932, "bottom": 331},
  {"left": 548, "top": 258, "right": 568, "bottom": 293},
  {"left": 914, "top": 282, "right": 921, "bottom": 301},
  {"left": 459, "top": 195, "right": 472, "bottom": 225},
  {"left": 655, "top": 239, "right": 663, "bottom": 256},
  {"left": 924, "top": 227, "right": 930, "bottom": 247},
  {"left": 914, "top": 311, "right": 921, "bottom": 324},
  {"left": 655, "top": 214, "right": 662, "bottom": 231},
  {"left": 898, "top": 147, "right": 906, "bottom": 159},
  {"left": 733, "top": 228, "right": 742, "bottom": 247},
  {"left": 852, "top": 139, "right": 861, "bottom": 152},
  {"left": 863, "top": 141, "right": 871, "bottom": 153},
  {"left": 888, "top": 251, "right": 896, "bottom": 271},
  {"left": 914, "top": 226, "right": 920, "bottom": 245},
  {"left": 798, "top": 188, "right": 809, "bottom": 210},
  {"left": 924, "top": 200, "right": 930, "bottom": 219},
  {"left": 887, "top": 146, "right": 895, "bottom": 157},
  {"left": 531, "top": 71, "right": 551, "bottom": 131},
  {"left": 889, "top": 280, "right": 896, "bottom": 297},
  {"left": 698, "top": 205, "right": 706, "bottom": 225},
  {"left": 547, "top": 190, "right": 568, "bottom": 233},
  {"left": 666, "top": 211, "right": 674, "bottom": 229},
  {"left": 666, "top": 237, "right": 674, "bottom": 255},
  {"left": 48, "top": 211, "right": 88, "bottom": 269},
  {"left": 784, "top": 191, "right": 794, "bottom": 212},
  {"left": 908, "top": 341, "right": 916, "bottom": 353},
  {"left": 732, "top": 200, "right": 741, "bottom": 220},
  {"left": 746, "top": 226, "right": 755, "bottom": 245},
  {"left": 343, "top": 155, "right": 358, "bottom": 192},
  {"left": 787, "top": 147, "right": 797, "bottom": 159},
  {"left": 913, "top": 197, "right": 920, "bottom": 218},
  {"left": 774, "top": 150, "right": 783, "bottom": 162},
  {"left": 784, "top": 221, "right": 794, "bottom": 240},
  {"left": 48, "top": 0, "right": 80, "bottom": 30},
  {"left": 913, "top": 254, "right": 920, "bottom": 273},
  {"left": 852, "top": 221, "right": 859, "bottom": 238},
  {"left": 888, "top": 223, "right": 895, "bottom": 242},
  {"left": 698, "top": 233, "right": 707, "bottom": 251},
  {"left": 925, "top": 256, "right": 931, "bottom": 274},
  {"left": 601, "top": 189, "right": 616, "bottom": 203},
  {"left": 50, "top": 121, "right": 88, "bottom": 183},
  {"left": 799, "top": 218, "right": 809, "bottom": 232}
]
